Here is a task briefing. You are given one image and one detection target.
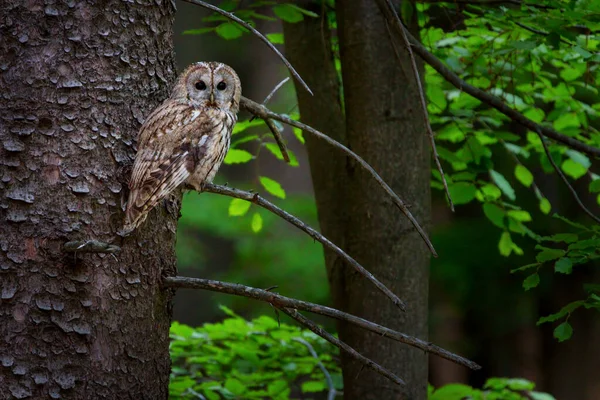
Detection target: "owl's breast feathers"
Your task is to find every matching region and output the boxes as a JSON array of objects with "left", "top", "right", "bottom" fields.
[{"left": 123, "top": 101, "right": 235, "bottom": 232}]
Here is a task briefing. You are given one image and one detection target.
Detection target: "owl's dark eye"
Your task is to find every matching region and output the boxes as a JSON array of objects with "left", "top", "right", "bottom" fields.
[
  {"left": 195, "top": 81, "right": 207, "bottom": 90},
  {"left": 216, "top": 81, "right": 227, "bottom": 91}
]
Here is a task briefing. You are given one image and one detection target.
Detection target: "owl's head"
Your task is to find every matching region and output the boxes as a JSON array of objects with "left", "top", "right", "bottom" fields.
[{"left": 172, "top": 62, "right": 241, "bottom": 113}]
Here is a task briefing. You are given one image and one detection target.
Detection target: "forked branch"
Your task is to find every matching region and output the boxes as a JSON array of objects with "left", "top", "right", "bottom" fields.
[
  {"left": 240, "top": 97, "right": 438, "bottom": 257},
  {"left": 203, "top": 183, "right": 407, "bottom": 311},
  {"left": 281, "top": 307, "right": 405, "bottom": 386},
  {"left": 163, "top": 276, "right": 481, "bottom": 373}
]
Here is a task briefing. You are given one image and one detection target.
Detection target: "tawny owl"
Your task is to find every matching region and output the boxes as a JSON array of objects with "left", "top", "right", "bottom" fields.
[{"left": 122, "top": 62, "right": 241, "bottom": 234}]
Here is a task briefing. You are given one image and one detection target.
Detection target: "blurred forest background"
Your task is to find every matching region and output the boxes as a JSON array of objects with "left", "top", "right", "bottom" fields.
[{"left": 169, "top": 1, "right": 600, "bottom": 399}]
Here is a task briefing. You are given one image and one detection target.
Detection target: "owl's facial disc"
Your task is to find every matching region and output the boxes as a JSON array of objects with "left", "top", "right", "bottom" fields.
[{"left": 179, "top": 62, "right": 240, "bottom": 112}]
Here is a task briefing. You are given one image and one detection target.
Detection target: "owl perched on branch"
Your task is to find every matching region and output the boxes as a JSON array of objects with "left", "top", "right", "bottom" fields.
[{"left": 122, "top": 62, "right": 241, "bottom": 234}]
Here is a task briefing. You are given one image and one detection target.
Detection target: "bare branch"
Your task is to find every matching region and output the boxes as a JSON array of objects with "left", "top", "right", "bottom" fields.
[
  {"left": 292, "top": 337, "right": 337, "bottom": 400},
  {"left": 63, "top": 240, "right": 120, "bottom": 254},
  {"left": 281, "top": 307, "right": 405, "bottom": 386},
  {"left": 535, "top": 129, "right": 600, "bottom": 224},
  {"left": 202, "top": 183, "right": 407, "bottom": 311},
  {"left": 263, "top": 77, "right": 290, "bottom": 106},
  {"left": 388, "top": 21, "right": 600, "bottom": 159},
  {"left": 240, "top": 97, "right": 438, "bottom": 257},
  {"left": 163, "top": 276, "right": 481, "bottom": 370},
  {"left": 379, "top": 0, "right": 454, "bottom": 212},
  {"left": 182, "top": 0, "right": 312, "bottom": 95}
]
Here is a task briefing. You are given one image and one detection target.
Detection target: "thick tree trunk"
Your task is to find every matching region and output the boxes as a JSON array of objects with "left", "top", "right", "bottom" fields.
[
  {"left": 285, "top": 2, "right": 431, "bottom": 399},
  {"left": 0, "top": 1, "right": 177, "bottom": 398}
]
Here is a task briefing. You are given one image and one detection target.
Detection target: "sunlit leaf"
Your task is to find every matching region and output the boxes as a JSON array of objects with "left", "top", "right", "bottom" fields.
[
  {"left": 215, "top": 22, "right": 246, "bottom": 40},
  {"left": 259, "top": 176, "right": 286, "bottom": 199},
  {"left": 251, "top": 212, "right": 263, "bottom": 233},
  {"left": 224, "top": 149, "right": 253, "bottom": 164},
  {"left": 514, "top": 165, "right": 533, "bottom": 187},
  {"left": 229, "top": 198, "right": 251, "bottom": 217}
]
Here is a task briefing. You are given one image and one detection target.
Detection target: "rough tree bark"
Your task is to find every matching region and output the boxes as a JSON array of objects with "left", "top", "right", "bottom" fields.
[
  {"left": 284, "top": 1, "right": 431, "bottom": 398},
  {"left": 1, "top": 1, "right": 177, "bottom": 398}
]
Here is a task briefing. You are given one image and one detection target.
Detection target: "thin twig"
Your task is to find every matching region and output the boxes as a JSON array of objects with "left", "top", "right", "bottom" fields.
[
  {"left": 292, "top": 338, "right": 337, "bottom": 400},
  {"left": 265, "top": 118, "right": 291, "bottom": 163},
  {"left": 263, "top": 77, "right": 290, "bottom": 106},
  {"left": 163, "top": 276, "right": 481, "bottom": 370},
  {"left": 390, "top": 23, "right": 600, "bottom": 159},
  {"left": 380, "top": 0, "right": 454, "bottom": 212},
  {"left": 535, "top": 129, "right": 600, "bottom": 224},
  {"left": 249, "top": 78, "right": 292, "bottom": 162},
  {"left": 202, "top": 183, "right": 407, "bottom": 311},
  {"left": 240, "top": 97, "right": 438, "bottom": 257},
  {"left": 63, "top": 240, "right": 121, "bottom": 254},
  {"left": 183, "top": 0, "right": 312, "bottom": 95},
  {"left": 281, "top": 307, "right": 405, "bottom": 386}
]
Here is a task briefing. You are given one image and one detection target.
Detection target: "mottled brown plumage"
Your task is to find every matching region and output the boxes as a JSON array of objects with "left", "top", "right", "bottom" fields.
[{"left": 122, "top": 62, "right": 241, "bottom": 233}]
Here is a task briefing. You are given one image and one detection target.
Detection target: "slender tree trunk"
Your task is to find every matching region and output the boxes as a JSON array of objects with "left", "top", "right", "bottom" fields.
[
  {"left": 285, "top": 2, "right": 431, "bottom": 398},
  {"left": 0, "top": 1, "right": 177, "bottom": 398}
]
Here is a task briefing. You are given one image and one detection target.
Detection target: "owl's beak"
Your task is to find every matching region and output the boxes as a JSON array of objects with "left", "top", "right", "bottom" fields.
[{"left": 209, "top": 92, "right": 215, "bottom": 103}]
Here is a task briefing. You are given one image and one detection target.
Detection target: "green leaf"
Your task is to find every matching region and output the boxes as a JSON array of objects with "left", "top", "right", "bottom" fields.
[
  {"left": 514, "top": 165, "right": 534, "bottom": 187},
  {"left": 293, "top": 127, "right": 305, "bottom": 144},
  {"left": 229, "top": 198, "right": 251, "bottom": 217},
  {"left": 553, "top": 112, "right": 580, "bottom": 131},
  {"left": 264, "top": 143, "right": 299, "bottom": 166},
  {"left": 479, "top": 184, "right": 502, "bottom": 200},
  {"left": 566, "top": 149, "right": 591, "bottom": 169},
  {"left": 267, "top": 379, "right": 289, "bottom": 397},
  {"left": 589, "top": 179, "right": 600, "bottom": 193},
  {"left": 251, "top": 212, "right": 263, "bottom": 233},
  {"left": 430, "top": 384, "right": 475, "bottom": 400},
  {"left": 490, "top": 170, "right": 515, "bottom": 200},
  {"left": 554, "top": 257, "right": 573, "bottom": 274},
  {"left": 511, "top": 263, "right": 539, "bottom": 273},
  {"left": 561, "top": 159, "right": 587, "bottom": 179},
  {"left": 259, "top": 176, "right": 286, "bottom": 199},
  {"left": 301, "top": 381, "right": 326, "bottom": 393},
  {"left": 182, "top": 27, "right": 214, "bottom": 35},
  {"left": 483, "top": 203, "right": 505, "bottom": 228},
  {"left": 536, "top": 248, "right": 566, "bottom": 263},
  {"left": 507, "top": 210, "right": 532, "bottom": 222},
  {"left": 554, "top": 321, "right": 573, "bottom": 342},
  {"left": 224, "top": 378, "right": 246, "bottom": 395},
  {"left": 448, "top": 182, "right": 477, "bottom": 204},
  {"left": 498, "top": 231, "right": 513, "bottom": 257},
  {"left": 523, "top": 108, "right": 545, "bottom": 123},
  {"left": 523, "top": 273, "right": 540, "bottom": 291},
  {"left": 266, "top": 32, "right": 284, "bottom": 44},
  {"left": 273, "top": 4, "right": 304, "bottom": 23},
  {"left": 539, "top": 198, "right": 551, "bottom": 214},
  {"left": 215, "top": 22, "right": 246, "bottom": 40},
  {"left": 224, "top": 149, "right": 253, "bottom": 164}
]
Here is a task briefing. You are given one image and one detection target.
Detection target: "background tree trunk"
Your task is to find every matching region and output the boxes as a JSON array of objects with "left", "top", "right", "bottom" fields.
[
  {"left": 0, "top": 1, "right": 177, "bottom": 398},
  {"left": 285, "top": 1, "right": 431, "bottom": 398}
]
